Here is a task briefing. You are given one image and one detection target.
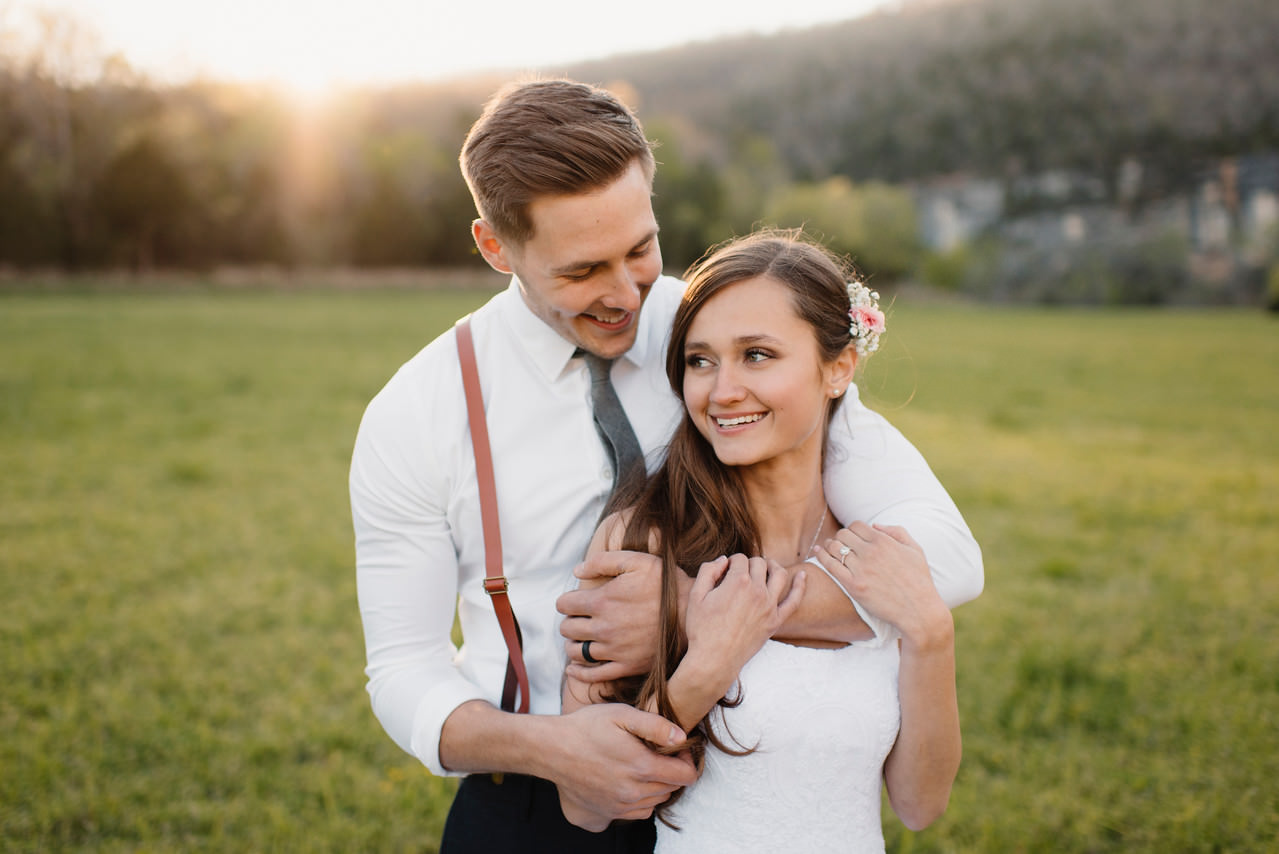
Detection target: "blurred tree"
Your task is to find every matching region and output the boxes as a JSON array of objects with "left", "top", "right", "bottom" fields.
[
  {"left": 0, "top": 68, "right": 60, "bottom": 263},
  {"left": 717, "top": 134, "right": 792, "bottom": 240},
  {"left": 94, "top": 133, "right": 193, "bottom": 270},
  {"left": 763, "top": 177, "right": 919, "bottom": 281},
  {"left": 168, "top": 84, "right": 296, "bottom": 266},
  {"left": 647, "top": 118, "right": 729, "bottom": 272},
  {"left": 5, "top": 9, "right": 120, "bottom": 267},
  {"left": 347, "top": 129, "right": 475, "bottom": 266},
  {"left": 3, "top": 0, "right": 1277, "bottom": 289}
]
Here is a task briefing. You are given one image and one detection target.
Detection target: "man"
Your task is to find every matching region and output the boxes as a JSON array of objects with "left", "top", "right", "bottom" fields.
[{"left": 350, "top": 78, "right": 982, "bottom": 853}]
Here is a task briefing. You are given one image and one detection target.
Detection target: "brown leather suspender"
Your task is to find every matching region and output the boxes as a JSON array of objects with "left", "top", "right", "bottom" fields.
[{"left": 455, "top": 317, "right": 531, "bottom": 714}]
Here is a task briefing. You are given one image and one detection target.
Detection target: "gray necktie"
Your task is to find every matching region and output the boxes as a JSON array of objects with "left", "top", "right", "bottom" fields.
[{"left": 581, "top": 352, "right": 644, "bottom": 491}]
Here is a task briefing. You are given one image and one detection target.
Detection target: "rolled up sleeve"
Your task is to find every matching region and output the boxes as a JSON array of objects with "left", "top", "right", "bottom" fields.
[{"left": 350, "top": 382, "right": 485, "bottom": 777}]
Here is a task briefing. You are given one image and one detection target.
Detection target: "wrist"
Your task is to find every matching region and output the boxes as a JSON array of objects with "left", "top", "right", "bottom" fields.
[
  {"left": 899, "top": 605, "right": 954, "bottom": 654},
  {"left": 523, "top": 713, "right": 581, "bottom": 783},
  {"left": 440, "top": 701, "right": 560, "bottom": 778},
  {"left": 677, "top": 644, "right": 740, "bottom": 698},
  {"left": 667, "top": 656, "right": 734, "bottom": 733}
]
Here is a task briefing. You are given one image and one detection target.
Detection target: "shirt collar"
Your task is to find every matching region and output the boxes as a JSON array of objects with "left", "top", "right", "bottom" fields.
[{"left": 498, "top": 277, "right": 652, "bottom": 381}]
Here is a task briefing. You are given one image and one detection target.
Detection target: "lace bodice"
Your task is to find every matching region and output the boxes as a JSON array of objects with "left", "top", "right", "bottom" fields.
[{"left": 657, "top": 638, "right": 901, "bottom": 853}]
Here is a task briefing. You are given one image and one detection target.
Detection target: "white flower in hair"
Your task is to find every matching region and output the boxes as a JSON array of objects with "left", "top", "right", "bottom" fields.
[{"left": 846, "top": 281, "right": 885, "bottom": 356}]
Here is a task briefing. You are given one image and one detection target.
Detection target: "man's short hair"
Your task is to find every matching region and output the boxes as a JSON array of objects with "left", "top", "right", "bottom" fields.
[{"left": 460, "top": 78, "right": 656, "bottom": 244}]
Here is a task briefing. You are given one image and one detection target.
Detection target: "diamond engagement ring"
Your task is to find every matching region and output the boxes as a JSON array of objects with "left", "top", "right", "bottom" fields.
[{"left": 837, "top": 545, "right": 851, "bottom": 557}]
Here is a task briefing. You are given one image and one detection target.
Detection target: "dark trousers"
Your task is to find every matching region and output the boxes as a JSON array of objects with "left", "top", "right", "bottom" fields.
[{"left": 440, "top": 773, "right": 656, "bottom": 854}]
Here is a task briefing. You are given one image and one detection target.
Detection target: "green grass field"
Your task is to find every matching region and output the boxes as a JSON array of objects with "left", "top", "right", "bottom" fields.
[{"left": 2, "top": 285, "right": 1277, "bottom": 852}]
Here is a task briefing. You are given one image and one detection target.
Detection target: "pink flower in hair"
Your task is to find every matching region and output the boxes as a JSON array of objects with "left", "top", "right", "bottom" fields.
[
  {"left": 853, "top": 305, "right": 885, "bottom": 335},
  {"left": 845, "top": 281, "right": 885, "bottom": 355}
]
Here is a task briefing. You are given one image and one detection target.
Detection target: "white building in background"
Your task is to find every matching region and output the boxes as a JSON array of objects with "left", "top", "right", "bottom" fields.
[{"left": 914, "top": 176, "right": 1004, "bottom": 251}]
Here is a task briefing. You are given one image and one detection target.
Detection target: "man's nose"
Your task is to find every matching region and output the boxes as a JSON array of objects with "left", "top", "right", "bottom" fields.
[{"left": 600, "top": 265, "right": 642, "bottom": 312}]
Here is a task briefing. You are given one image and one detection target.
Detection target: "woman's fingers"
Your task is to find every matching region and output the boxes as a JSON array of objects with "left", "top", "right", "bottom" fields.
[
  {"left": 845, "top": 520, "right": 877, "bottom": 543},
  {"left": 873, "top": 522, "right": 924, "bottom": 553},
  {"left": 692, "top": 555, "right": 730, "bottom": 596},
  {"left": 775, "top": 566, "right": 807, "bottom": 624},
  {"left": 764, "top": 558, "right": 788, "bottom": 597}
]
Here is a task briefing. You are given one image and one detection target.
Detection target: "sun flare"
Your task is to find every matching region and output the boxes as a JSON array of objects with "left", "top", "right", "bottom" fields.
[{"left": 25, "top": 0, "right": 884, "bottom": 93}]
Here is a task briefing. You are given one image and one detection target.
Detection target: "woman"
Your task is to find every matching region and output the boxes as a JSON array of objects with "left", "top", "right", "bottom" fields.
[{"left": 563, "top": 230, "right": 962, "bottom": 852}]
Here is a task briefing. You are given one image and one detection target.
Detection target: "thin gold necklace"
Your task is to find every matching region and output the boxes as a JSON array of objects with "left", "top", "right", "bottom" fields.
[
  {"left": 805, "top": 506, "right": 828, "bottom": 560},
  {"left": 770, "top": 505, "right": 827, "bottom": 563}
]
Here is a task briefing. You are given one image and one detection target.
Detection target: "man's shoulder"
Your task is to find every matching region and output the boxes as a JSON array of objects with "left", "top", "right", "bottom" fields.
[
  {"left": 646, "top": 275, "right": 686, "bottom": 315},
  {"left": 369, "top": 289, "right": 512, "bottom": 407},
  {"left": 371, "top": 328, "right": 461, "bottom": 408},
  {"left": 633, "top": 275, "right": 686, "bottom": 356}
]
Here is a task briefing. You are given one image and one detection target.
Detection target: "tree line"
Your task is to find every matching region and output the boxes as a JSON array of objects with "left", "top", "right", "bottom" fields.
[{"left": 1, "top": 0, "right": 1276, "bottom": 283}]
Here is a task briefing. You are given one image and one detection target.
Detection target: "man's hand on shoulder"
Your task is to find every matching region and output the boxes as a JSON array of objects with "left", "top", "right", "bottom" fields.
[{"left": 558, "top": 550, "right": 688, "bottom": 683}]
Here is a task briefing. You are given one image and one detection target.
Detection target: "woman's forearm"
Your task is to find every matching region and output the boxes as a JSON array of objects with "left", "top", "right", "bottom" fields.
[
  {"left": 656, "top": 652, "right": 740, "bottom": 733},
  {"left": 883, "top": 612, "right": 962, "bottom": 832}
]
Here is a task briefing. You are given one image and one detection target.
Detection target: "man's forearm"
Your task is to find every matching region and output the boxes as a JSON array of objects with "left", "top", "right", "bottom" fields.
[
  {"left": 772, "top": 561, "right": 873, "bottom": 645},
  {"left": 438, "top": 700, "right": 558, "bottom": 778}
]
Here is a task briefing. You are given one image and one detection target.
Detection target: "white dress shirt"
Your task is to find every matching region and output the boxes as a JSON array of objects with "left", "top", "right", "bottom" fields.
[{"left": 350, "top": 275, "right": 983, "bottom": 776}]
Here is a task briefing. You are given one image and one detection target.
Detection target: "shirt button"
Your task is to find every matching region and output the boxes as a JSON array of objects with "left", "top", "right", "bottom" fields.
[{"left": 600, "top": 467, "right": 612, "bottom": 480}]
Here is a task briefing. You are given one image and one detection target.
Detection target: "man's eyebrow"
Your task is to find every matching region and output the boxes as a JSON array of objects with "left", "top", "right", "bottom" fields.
[
  {"left": 549, "top": 230, "right": 659, "bottom": 277},
  {"left": 550, "top": 258, "right": 601, "bottom": 277}
]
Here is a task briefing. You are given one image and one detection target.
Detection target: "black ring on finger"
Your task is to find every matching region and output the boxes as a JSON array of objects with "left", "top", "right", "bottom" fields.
[{"left": 581, "top": 639, "right": 600, "bottom": 664}]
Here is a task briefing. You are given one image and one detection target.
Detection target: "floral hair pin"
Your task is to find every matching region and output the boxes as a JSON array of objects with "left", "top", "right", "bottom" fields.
[{"left": 847, "top": 281, "right": 885, "bottom": 356}]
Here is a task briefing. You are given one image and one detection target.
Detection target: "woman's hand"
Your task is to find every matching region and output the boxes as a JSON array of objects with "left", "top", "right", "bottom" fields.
[
  {"left": 682, "top": 554, "right": 807, "bottom": 683},
  {"left": 813, "top": 522, "right": 951, "bottom": 650}
]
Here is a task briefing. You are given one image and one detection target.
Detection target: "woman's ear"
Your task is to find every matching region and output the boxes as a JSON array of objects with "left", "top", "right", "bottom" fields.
[
  {"left": 826, "top": 344, "right": 858, "bottom": 398},
  {"left": 472, "top": 219, "right": 515, "bottom": 274}
]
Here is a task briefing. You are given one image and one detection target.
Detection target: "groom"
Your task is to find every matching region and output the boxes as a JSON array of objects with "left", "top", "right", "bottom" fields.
[{"left": 349, "top": 78, "right": 983, "bottom": 853}]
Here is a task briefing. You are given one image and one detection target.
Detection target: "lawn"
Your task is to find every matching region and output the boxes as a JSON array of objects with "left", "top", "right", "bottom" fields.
[{"left": 2, "top": 284, "right": 1276, "bottom": 852}]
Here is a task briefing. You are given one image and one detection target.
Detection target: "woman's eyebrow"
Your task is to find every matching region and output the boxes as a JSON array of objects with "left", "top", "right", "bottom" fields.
[{"left": 684, "top": 333, "right": 783, "bottom": 351}]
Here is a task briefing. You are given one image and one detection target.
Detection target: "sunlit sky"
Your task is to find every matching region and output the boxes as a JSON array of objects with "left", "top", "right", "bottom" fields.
[{"left": 15, "top": 0, "right": 888, "bottom": 92}]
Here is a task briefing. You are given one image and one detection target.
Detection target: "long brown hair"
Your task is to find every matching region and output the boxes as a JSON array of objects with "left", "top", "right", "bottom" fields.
[{"left": 607, "top": 229, "right": 860, "bottom": 822}]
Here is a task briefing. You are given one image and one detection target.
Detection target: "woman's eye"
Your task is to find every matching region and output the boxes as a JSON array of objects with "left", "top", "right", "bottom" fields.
[
  {"left": 745, "top": 349, "right": 771, "bottom": 363},
  {"left": 686, "top": 354, "right": 710, "bottom": 368}
]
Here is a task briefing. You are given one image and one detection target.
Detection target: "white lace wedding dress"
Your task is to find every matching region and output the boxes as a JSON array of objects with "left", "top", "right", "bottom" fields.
[{"left": 656, "top": 633, "right": 901, "bottom": 854}]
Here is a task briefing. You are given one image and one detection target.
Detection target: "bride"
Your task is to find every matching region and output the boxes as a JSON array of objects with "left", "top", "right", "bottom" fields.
[{"left": 562, "top": 230, "right": 962, "bottom": 853}]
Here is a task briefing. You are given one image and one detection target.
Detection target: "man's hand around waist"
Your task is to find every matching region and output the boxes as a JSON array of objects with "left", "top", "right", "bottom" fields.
[{"left": 551, "top": 703, "right": 697, "bottom": 831}]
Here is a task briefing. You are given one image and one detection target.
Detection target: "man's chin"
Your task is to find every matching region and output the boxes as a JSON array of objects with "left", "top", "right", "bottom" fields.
[{"left": 575, "top": 319, "right": 639, "bottom": 359}]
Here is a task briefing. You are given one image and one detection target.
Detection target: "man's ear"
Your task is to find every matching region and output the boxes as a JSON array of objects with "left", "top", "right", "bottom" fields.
[{"left": 472, "top": 219, "right": 515, "bottom": 274}]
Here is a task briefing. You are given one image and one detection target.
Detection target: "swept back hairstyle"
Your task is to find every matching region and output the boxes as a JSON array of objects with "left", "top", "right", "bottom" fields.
[
  {"left": 459, "top": 78, "right": 657, "bottom": 244},
  {"left": 605, "top": 229, "right": 860, "bottom": 824}
]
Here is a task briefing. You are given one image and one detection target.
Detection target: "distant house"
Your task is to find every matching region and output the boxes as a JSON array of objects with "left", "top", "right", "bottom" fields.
[{"left": 913, "top": 175, "right": 1004, "bottom": 251}]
